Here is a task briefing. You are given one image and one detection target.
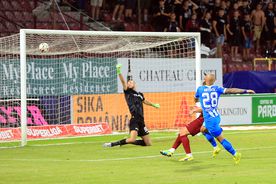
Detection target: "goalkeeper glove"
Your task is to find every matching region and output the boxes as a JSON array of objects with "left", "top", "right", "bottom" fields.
[
  {"left": 116, "top": 64, "right": 122, "bottom": 75},
  {"left": 152, "top": 103, "right": 160, "bottom": 109}
]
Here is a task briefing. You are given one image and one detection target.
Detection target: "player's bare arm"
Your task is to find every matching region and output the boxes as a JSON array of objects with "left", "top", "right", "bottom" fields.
[
  {"left": 189, "top": 106, "right": 202, "bottom": 115},
  {"left": 143, "top": 99, "right": 160, "bottom": 109},
  {"left": 225, "top": 88, "right": 255, "bottom": 94},
  {"left": 116, "top": 64, "right": 127, "bottom": 90},
  {"left": 213, "top": 20, "right": 219, "bottom": 37}
]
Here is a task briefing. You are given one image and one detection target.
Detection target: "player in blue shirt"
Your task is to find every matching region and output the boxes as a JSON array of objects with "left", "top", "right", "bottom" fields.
[{"left": 195, "top": 73, "right": 255, "bottom": 164}]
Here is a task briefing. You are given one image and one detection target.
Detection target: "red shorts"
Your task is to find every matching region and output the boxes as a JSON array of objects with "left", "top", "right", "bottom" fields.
[{"left": 185, "top": 116, "right": 204, "bottom": 136}]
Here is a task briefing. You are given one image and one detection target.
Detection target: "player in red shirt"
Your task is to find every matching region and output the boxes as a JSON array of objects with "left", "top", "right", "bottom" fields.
[{"left": 160, "top": 107, "right": 221, "bottom": 161}]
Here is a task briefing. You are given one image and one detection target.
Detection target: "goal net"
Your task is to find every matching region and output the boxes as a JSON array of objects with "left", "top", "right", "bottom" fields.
[{"left": 0, "top": 30, "right": 201, "bottom": 147}]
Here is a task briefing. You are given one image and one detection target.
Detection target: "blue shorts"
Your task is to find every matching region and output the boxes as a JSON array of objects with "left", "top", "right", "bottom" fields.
[
  {"left": 204, "top": 116, "right": 223, "bottom": 137},
  {"left": 216, "top": 35, "right": 225, "bottom": 45},
  {"left": 244, "top": 38, "right": 252, "bottom": 49}
]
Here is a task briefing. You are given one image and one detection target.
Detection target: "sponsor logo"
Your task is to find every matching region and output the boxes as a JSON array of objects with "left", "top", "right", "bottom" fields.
[
  {"left": 73, "top": 125, "right": 104, "bottom": 134},
  {"left": 0, "top": 130, "right": 14, "bottom": 139},
  {"left": 218, "top": 108, "right": 248, "bottom": 116},
  {"left": 0, "top": 58, "right": 117, "bottom": 97},
  {"left": 0, "top": 123, "right": 112, "bottom": 140},
  {"left": 253, "top": 96, "right": 276, "bottom": 123},
  {"left": 257, "top": 99, "right": 276, "bottom": 118},
  {"left": 27, "top": 127, "right": 63, "bottom": 137},
  {"left": 0, "top": 106, "right": 47, "bottom": 126}
]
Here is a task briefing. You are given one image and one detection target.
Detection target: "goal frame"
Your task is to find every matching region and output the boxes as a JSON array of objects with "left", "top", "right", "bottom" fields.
[{"left": 19, "top": 29, "right": 201, "bottom": 146}]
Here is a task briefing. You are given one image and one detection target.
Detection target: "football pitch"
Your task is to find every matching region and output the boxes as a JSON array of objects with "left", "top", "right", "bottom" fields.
[{"left": 1, "top": 129, "right": 276, "bottom": 184}]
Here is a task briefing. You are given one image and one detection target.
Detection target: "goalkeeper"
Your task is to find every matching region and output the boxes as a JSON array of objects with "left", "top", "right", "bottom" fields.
[{"left": 103, "top": 64, "right": 160, "bottom": 147}]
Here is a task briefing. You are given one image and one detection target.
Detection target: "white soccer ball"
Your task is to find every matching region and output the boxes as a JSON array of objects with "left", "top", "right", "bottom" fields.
[{"left": 39, "top": 42, "right": 49, "bottom": 52}]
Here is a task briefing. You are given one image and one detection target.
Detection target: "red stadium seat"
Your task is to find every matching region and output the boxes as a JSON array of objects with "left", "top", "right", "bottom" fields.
[
  {"left": 5, "top": 22, "right": 18, "bottom": 33},
  {"left": 36, "top": 23, "right": 50, "bottom": 29},
  {"left": 0, "top": 22, "right": 7, "bottom": 32},
  {"left": 103, "top": 13, "right": 112, "bottom": 22},
  {"left": 124, "top": 23, "right": 134, "bottom": 31},
  {"left": 242, "top": 63, "right": 253, "bottom": 71},
  {"left": 0, "top": 1, "right": 4, "bottom": 11},
  {"left": 227, "top": 63, "right": 237, "bottom": 73},
  {"left": 25, "top": 22, "right": 34, "bottom": 29},
  {"left": 223, "top": 63, "right": 228, "bottom": 74},
  {"left": 2, "top": 0, "right": 13, "bottom": 11},
  {"left": 38, "top": 15, "right": 53, "bottom": 23},
  {"left": 223, "top": 53, "right": 232, "bottom": 63},
  {"left": 14, "top": 11, "right": 25, "bottom": 22},
  {"left": 21, "top": 1, "right": 33, "bottom": 10},
  {"left": 5, "top": 11, "right": 15, "bottom": 21},
  {"left": 23, "top": 12, "right": 34, "bottom": 22},
  {"left": 255, "top": 63, "right": 268, "bottom": 71},
  {"left": 234, "top": 63, "right": 243, "bottom": 71},
  {"left": 11, "top": 1, "right": 23, "bottom": 11}
]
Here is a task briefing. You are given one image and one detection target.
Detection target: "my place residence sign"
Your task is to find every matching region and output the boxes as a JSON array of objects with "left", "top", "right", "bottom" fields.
[{"left": 0, "top": 58, "right": 117, "bottom": 98}]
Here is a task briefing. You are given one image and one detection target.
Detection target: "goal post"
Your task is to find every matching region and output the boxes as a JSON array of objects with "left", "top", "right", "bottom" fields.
[
  {"left": 20, "top": 29, "right": 27, "bottom": 146},
  {"left": 1, "top": 29, "right": 201, "bottom": 147}
]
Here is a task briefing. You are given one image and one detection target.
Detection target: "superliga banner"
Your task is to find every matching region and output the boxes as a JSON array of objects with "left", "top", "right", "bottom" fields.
[
  {"left": 0, "top": 58, "right": 117, "bottom": 98},
  {"left": 117, "top": 58, "right": 222, "bottom": 92},
  {"left": 72, "top": 92, "right": 195, "bottom": 131}
]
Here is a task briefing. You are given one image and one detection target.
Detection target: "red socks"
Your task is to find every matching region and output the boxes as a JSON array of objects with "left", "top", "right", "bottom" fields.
[
  {"left": 180, "top": 135, "right": 191, "bottom": 154},
  {"left": 172, "top": 134, "right": 182, "bottom": 149}
]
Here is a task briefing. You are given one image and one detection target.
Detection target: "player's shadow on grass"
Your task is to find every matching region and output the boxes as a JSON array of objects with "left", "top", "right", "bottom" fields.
[
  {"left": 169, "top": 159, "right": 219, "bottom": 172},
  {"left": 175, "top": 163, "right": 219, "bottom": 172}
]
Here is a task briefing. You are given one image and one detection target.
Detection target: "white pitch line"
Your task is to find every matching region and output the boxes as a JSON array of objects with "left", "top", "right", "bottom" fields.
[
  {"left": 1, "top": 129, "right": 276, "bottom": 149},
  {"left": 27, "top": 130, "right": 276, "bottom": 147},
  {"left": 0, "top": 145, "right": 276, "bottom": 163}
]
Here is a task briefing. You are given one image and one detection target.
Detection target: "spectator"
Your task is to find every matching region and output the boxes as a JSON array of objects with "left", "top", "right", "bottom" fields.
[
  {"left": 78, "top": 0, "right": 86, "bottom": 11},
  {"left": 220, "top": 0, "right": 229, "bottom": 15},
  {"left": 164, "top": 13, "right": 181, "bottom": 32},
  {"left": 251, "top": 3, "right": 265, "bottom": 54},
  {"left": 241, "top": 13, "right": 253, "bottom": 61},
  {"left": 212, "top": 0, "right": 222, "bottom": 18},
  {"left": 173, "top": 0, "right": 183, "bottom": 25},
  {"left": 179, "top": 1, "right": 193, "bottom": 31},
  {"left": 164, "top": 0, "right": 174, "bottom": 12},
  {"left": 264, "top": 2, "right": 276, "bottom": 51},
  {"left": 112, "top": 0, "right": 125, "bottom": 21},
  {"left": 213, "top": 8, "right": 227, "bottom": 58},
  {"left": 229, "top": 2, "right": 240, "bottom": 20},
  {"left": 153, "top": 0, "right": 171, "bottom": 32},
  {"left": 208, "top": 0, "right": 215, "bottom": 8},
  {"left": 186, "top": 13, "right": 200, "bottom": 32},
  {"left": 225, "top": 0, "right": 231, "bottom": 10},
  {"left": 240, "top": 0, "right": 251, "bottom": 16},
  {"left": 186, "top": 0, "right": 199, "bottom": 11},
  {"left": 198, "top": 0, "right": 210, "bottom": 18},
  {"left": 228, "top": 10, "right": 242, "bottom": 60},
  {"left": 90, "top": 0, "right": 103, "bottom": 20},
  {"left": 140, "top": 0, "right": 152, "bottom": 23},
  {"left": 125, "top": 0, "right": 136, "bottom": 22},
  {"left": 200, "top": 11, "right": 212, "bottom": 48}
]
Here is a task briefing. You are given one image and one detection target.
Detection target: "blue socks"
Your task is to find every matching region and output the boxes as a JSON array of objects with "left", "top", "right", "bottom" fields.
[
  {"left": 204, "top": 132, "right": 217, "bottom": 147},
  {"left": 221, "top": 139, "right": 236, "bottom": 155}
]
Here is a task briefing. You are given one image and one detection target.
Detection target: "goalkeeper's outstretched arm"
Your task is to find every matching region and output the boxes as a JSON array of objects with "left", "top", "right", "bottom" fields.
[
  {"left": 116, "top": 64, "right": 127, "bottom": 90},
  {"left": 143, "top": 99, "right": 160, "bottom": 109}
]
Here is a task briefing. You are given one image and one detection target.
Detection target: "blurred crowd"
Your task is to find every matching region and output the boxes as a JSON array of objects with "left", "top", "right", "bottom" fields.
[{"left": 62, "top": 0, "right": 275, "bottom": 59}]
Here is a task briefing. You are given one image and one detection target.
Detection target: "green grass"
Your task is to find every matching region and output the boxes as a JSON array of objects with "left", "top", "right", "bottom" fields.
[{"left": 1, "top": 130, "right": 276, "bottom": 184}]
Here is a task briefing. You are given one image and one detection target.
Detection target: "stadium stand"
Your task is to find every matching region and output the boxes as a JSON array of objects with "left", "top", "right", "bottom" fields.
[{"left": 0, "top": 0, "right": 275, "bottom": 74}]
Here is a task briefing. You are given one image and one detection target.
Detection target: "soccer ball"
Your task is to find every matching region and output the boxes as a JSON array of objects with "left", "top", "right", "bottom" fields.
[{"left": 39, "top": 42, "right": 49, "bottom": 52}]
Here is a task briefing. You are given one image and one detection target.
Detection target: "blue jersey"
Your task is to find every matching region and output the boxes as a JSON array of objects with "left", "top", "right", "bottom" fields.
[{"left": 195, "top": 85, "right": 226, "bottom": 120}]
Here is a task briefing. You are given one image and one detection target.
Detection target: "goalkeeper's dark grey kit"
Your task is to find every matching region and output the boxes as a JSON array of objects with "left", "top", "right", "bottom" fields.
[{"left": 124, "top": 88, "right": 149, "bottom": 137}]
